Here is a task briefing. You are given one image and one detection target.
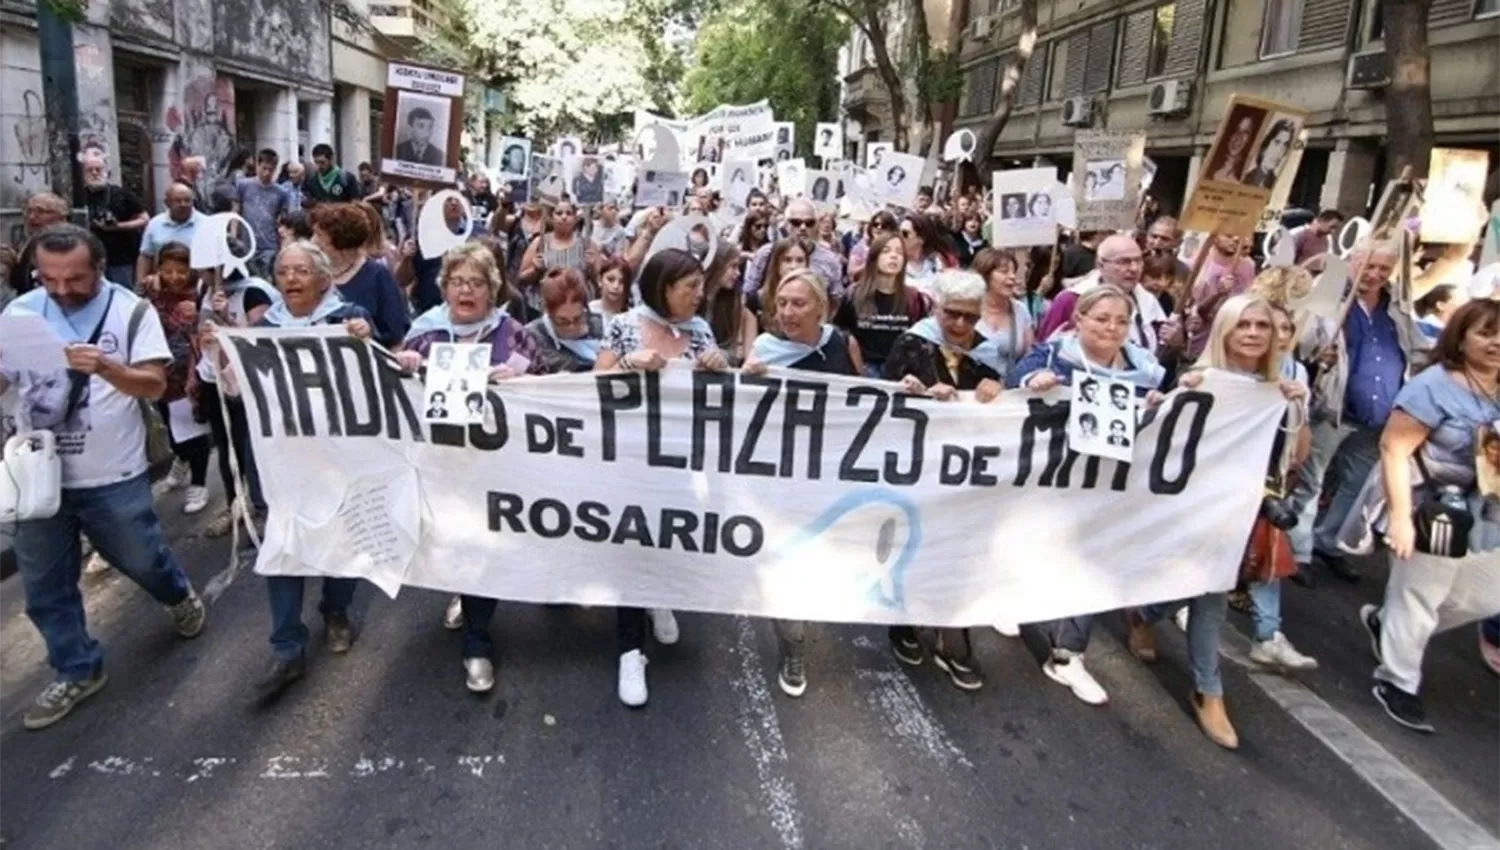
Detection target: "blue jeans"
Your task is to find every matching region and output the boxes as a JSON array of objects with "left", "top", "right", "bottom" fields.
[
  {"left": 460, "top": 595, "right": 499, "bottom": 659},
  {"left": 1248, "top": 580, "right": 1281, "bottom": 642},
  {"left": 106, "top": 264, "right": 135, "bottom": 290},
  {"left": 1313, "top": 424, "right": 1381, "bottom": 556},
  {"left": 1484, "top": 616, "right": 1500, "bottom": 647},
  {"left": 266, "top": 576, "right": 359, "bottom": 661},
  {"left": 1041, "top": 615, "right": 1093, "bottom": 655},
  {"left": 1141, "top": 593, "right": 1228, "bottom": 696},
  {"left": 15, "top": 473, "right": 192, "bottom": 681}
]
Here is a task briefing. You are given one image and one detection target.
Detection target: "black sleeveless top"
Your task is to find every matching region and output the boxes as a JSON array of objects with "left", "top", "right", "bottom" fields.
[{"left": 786, "top": 328, "right": 858, "bottom": 376}]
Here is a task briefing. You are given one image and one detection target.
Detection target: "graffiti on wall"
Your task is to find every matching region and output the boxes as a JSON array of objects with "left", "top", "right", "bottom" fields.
[
  {"left": 11, "top": 89, "right": 48, "bottom": 191},
  {"left": 165, "top": 75, "right": 235, "bottom": 182}
]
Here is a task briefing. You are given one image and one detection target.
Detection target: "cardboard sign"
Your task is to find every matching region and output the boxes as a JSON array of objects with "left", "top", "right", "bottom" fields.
[
  {"left": 1422, "top": 148, "right": 1490, "bottom": 244},
  {"left": 1071, "top": 131, "right": 1147, "bottom": 232},
  {"left": 381, "top": 62, "right": 466, "bottom": 187},
  {"left": 1181, "top": 95, "right": 1309, "bottom": 239}
]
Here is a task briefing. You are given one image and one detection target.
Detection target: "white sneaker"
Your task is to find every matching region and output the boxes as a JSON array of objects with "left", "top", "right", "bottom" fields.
[
  {"left": 1043, "top": 655, "right": 1109, "bottom": 705},
  {"left": 464, "top": 658, "right": 495, "bottom": 693},
  {"left": 164, "top": 458, "right": 190, "bottom": 490},
  {"left": 1172, "top": 608, "right": 1189, "bottom": 632},
  {"left": 618, "top": 649, "right": 648, "bottom": 707},
  {"left": 443, "top": 595, "right": 465, "bottom": 630},
  {"left": 182, "top": 485, "right": 210, "bottom": 515},
  {"left": 648, "top": 608, "right": 679, "bottom": 645},
  {"left": 1249, "top": 632, "right": 1318, "bottom": 671},
  {"left": 993, "top": 619, "right": 1020, "bottom": 638}
]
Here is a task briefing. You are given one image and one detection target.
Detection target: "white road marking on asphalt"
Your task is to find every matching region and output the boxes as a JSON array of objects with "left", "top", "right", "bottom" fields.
[
  {"left": 1220, "top": 627, "right": 1500, "bottom": 850},
  {"left": 727, "top": 616, "right": 804, "bottom": 850},
  {"left": 45, "top": 754, "right": 494, "bottom": 782},
  {"left": 851, "top": 635, "right": 973, "bottom": 770},
  {"left": 47, "top": 757, "right": 75, "bottom": 779},
  {"left": 186, "top": 758, "right": 235, "bottom": 783}
]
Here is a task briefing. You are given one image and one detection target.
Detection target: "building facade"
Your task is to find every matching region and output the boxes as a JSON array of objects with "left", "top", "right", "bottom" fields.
[
  {"left": 844, "top": 0, "right": 1500, "bottom": 217},
  {"left": 0, "top": 0, "right": 405, "bottom": 238}
]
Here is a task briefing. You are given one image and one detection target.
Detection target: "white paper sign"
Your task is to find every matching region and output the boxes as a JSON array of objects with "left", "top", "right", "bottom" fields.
[
  {"left": 872, "top": 151, "right": 924, "bottom": 209},
  {"left": 776, "top": 158, "right": 808, "bottom": 198},
  {"left": 814, "top": 123, "right": 843, "bottom": 161},
  {"left": 496, "top": 137, "right": 531, "bottom": 182},
  {"left": 424, "top": 343, "right": 492, "bottom": 424},
  {"left": 217, "top": 330, "right": 1285, "bottom": 627},
  {"left": 1068, "top": 376, "right": 1137, "bottom": 463},
  {"left": 167, "top": 397, "right": 210, "bottom": 443},
  {"left": 866, "top": 143, "right": 895, "bottom": 170},
  {"left": 992, "top": 168, "right": 1060, "bottom": 248}
]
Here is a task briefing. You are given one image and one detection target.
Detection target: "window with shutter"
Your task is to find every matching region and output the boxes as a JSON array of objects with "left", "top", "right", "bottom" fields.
[
  {"left": 1297, "top": 0, "right": 1351, "bottom": 51},
  {"left": 1019, "top": 43, "right": 1048, "bottom": 105},
  {"left": 1477, "top": 0, "right": 1500, "bottom": 19},
  {"left": 1163, "top": 0, "right": 1205, "bottom": 75},
  {"left": 1117, "top": 9, "right": 1156, "bottom": 88},
  {"left": 962, "top": 59, "right": 999, "bottom": 117},
  {"left": 1431, "top": 0, "right": 1477, "bottom": 22},
  {"left": 1062, "top": 29, "right": 1090, "bottom": 97},
  {"left": 1083, "top": 19, "right": 1118, "bottom": 94},
  {"left": 1260, "top": 0, "right": 1304, "bottom": 58}
]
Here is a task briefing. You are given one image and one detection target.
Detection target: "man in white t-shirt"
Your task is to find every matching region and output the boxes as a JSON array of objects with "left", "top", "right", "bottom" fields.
[{"left": 0, "top": 224, "right": 206, "bottom": 731}]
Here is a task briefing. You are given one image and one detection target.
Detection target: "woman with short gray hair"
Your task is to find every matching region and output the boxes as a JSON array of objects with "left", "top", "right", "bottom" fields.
[{"left": 880, "top": 268, "right": 1003, "bottom": 691}]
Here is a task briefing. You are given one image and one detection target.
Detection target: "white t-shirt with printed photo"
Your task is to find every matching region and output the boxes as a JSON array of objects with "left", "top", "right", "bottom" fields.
[{"left": 3, "top": 284, "right": 172, "bottom": 489}]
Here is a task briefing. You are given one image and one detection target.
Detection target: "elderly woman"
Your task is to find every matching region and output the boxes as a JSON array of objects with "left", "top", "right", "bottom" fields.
[
  {"left": 1007, "top": 285, "right": 1166, "bottom": 706},
  {"left": 525, "top": 267, "right": 606, "bottom": 373},
  {"left": 743, "top": 269, "right": 861, "bottom": 697},
  {"left": 596, "top": 248, "right": 729, "bottom": 707},
  {"left": 881, "top": 270, "right": 1003, "bottom": 691},
  {"left": 1127, "top": 294, "right": 1309, "bottom": 750},
  {"left": 1353, "top": 300, "right": 1500, "bottom": 733},
  {"left": 397, "top": 241, "right": 547, "bottom": 693},
  {"left": 250, "top": 240, "right": 374, "bottom": 699}
]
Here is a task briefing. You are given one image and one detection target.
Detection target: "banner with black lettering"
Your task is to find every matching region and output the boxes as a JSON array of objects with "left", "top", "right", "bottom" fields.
[{"left": 218, "top": 327, "right": 1285, "bottom": 627}]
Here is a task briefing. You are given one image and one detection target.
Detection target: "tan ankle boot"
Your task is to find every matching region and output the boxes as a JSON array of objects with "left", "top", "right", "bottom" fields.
[
  {"left": 1126, "top": 611, "right": 1157, "bottom": 663},
  {"left": 1194, "top": 692, "right": 1239, "bottom": 750}
]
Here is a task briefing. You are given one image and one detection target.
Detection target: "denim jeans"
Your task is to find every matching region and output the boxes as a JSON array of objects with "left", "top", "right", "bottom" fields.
[
  {"left": 1313, "top": 423, "right": 1381, "bottom": 556},
  {"left": 1484, "top": 616, "right": 1500, "bottom": 648},
  {"left": 266, "top": 576, "right": 358, "bottom": 661},
  {"left": 1248, "top": 580, "right": 1281, "bottom": 642},
  {"left": 1288, "top": 420, "right": 1346, "bottom": 563},
  {"left": 1141, "top": 593, "right": 1229, "bottom": 696},
  {"left": 461, "top": 595, "right": 499, "bottom": 659},
  {"left": 106, "top": 264, "right": 135, "bottom": 290},
  {"left": 1040, "top": 616, "right": 1093, "bottom": 656},
  {"left": 15, "top": 473, "right": 192, "bottom": 681}
]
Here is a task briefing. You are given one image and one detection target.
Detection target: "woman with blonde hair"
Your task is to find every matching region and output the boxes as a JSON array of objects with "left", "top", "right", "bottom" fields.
[
  {"left": 743, "top": 267, "right": 861, "bottom": 696},
  {"left": 1127, "top": 294, "right": 1310, "bottom": 749},
  {"left": 397, "top": 240, "right": 548, "bottom": 694}
]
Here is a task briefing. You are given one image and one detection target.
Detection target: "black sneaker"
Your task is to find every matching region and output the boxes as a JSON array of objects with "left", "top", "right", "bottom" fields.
[
  {"left": 777, "top": 648, "right": 807, "bottom": 698},
  {"left": 889, "top": 629, "right": 924, "bottom": 666},
  {"left": 1316, "top": 551, "right": 1360, "bottom": 583},
  {"left": 1373, "top": 681, "right": 1434, "bottom": 733},
  {"left": 254, "top": 656, "right": 306, "bottom": 701},
  {"left": 933, "top": 653, "right": 984, "bottom": 691},
  {"left": 1360, "top": 604, "right": 1384, "bottom": 665},
  {"left": 1288, "top": 563, "right": 1314, "bottom": 587},
  {"left": 325, "top": 612, "right": 355, "bottom": 654}
]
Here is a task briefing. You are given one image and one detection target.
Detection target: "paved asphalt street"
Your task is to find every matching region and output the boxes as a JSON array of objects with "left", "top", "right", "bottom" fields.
[{"left": 0, "top": 479, "right": 1496, "bottom": 850}]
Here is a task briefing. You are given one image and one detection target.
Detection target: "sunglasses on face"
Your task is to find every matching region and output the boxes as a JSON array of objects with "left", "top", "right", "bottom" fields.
[
  {"left": 786, "top": 218, "right": 815, "bottom": 228},
  {"left": 941, "top": 307, "right": 981, "bottom": 324}
]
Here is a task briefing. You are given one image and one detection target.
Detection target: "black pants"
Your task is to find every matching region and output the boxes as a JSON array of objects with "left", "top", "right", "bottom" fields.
[
  {"left": 155, "top": 400, "right": 211, "bottom": 487},
  {"left": 890, "top": 625, "right": 974, "bottom": 663},
  {"left": 199, "top": 381, "right": 264, "bottom": 510},
  {"left": 618, "top": 607, "right": 648, "bottom": 655}
]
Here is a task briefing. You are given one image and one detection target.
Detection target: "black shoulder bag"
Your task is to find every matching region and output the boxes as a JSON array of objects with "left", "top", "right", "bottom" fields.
[{"left": 1411, "top": 452, "right": 1473, "bottom": 559}]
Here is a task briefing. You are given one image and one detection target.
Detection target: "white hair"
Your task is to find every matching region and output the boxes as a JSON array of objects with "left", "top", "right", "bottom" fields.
[{"left": 930, "top": 269, "right": 986, "bottom": 305}]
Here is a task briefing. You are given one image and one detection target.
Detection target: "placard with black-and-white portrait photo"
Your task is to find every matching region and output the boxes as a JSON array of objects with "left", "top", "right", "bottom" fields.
[
  {"left": 777, "top": 157, "right": 808, "bottom": 198},
  {"left": 1068, "top": 375, "right": 1136, "bottom": 463},
  {"left": 571, "top": 155, "right": 606, "bottom": 205},
  {"left": 381, "top": 62, "right": 465, "bottom": 187},
  {"left": 424, "top": 342, "right": 492, "bottom": 425},
  {"left": 529, "top": 154, "right": 566, "bottom": 203},
  {"left": 866, "top": 142, "right": 894, "bottom": 171},
  {"left": 874, "top": 151, "right": 924, "bottom": 209},
  {"left": 553, "top": 137, "right": 582, "bottom": 161},
  {"left": 720, "top": 159, "right": 757, "bottom": 209},
  {"left": 991, "top": 167, "right": 1059, "bottom": 248},
  {"left": 497, "top": 136, "right": 531, "bottom": 182},
  {"left": 637, "top": 170, "right": 690, "bottom": 209},
  {"left": 804, "top": 170, "right": 837, "bottom": 210},
  {"left": 814, "top": 122, "right": 842, "bottom": 161},
  {"left": 1071, "top": 131, "right": 1146, "bottom": 232}
]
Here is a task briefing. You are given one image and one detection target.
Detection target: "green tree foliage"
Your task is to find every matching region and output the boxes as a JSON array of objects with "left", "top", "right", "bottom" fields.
[{"left": 680, "top": 0, "right": 845, "bottom": 155}]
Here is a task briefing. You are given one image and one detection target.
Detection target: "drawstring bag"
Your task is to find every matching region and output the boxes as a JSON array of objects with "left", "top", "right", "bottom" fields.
[{"left": 0, "top": 431, "right": 62, "bottom": 522}]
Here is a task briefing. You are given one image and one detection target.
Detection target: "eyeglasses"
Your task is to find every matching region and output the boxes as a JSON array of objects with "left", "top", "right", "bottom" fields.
[
  {"left": 941, "top": 307, "right": 981, "bottom": 325},
  {"left": 786, "top": 218, "right": 815, "bottom": 228},
  {"left": 1102, "top": 256, "right": 1144, "bottom": 268},
  {"left": 445, "top": 276, "right": 488, "bottom": 292},
  {"left": 276, "top": 266, "right": 318, "bottom": 280},
  {"left": 551, "top": 312, "right": 588, "bottom": 329}
]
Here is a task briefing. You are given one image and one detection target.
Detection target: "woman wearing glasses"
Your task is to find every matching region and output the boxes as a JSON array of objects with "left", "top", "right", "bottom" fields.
[
  {"left": 881, "top": 269, "right": 1004, "bottom": 691},
  {"left": 397, "top": 242, "right": 548, "bottom": 695},
  {"left": 525, "top": 267, "right": 607, "bottom": 373}
]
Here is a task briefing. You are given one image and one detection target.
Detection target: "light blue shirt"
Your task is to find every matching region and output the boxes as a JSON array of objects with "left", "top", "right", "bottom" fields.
[
  {"left": 139, "top": 209, "right": 205, "bottom": 258},
  {"left": 1395, "top": 367, "right": 1500, "bottom": 552}
]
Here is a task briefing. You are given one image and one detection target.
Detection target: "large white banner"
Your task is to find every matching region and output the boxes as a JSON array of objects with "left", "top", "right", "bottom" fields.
[
  {"left": 692, "top": 101, "right": 776, "bottom": 163},
  {"left": 220, "top": 328, "right": 1284, "bottom": 627}
]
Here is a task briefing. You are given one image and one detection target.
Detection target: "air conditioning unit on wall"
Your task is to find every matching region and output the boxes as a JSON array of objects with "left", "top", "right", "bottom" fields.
[
  {"left": 968, "top": 15, "right": 994, "bottom": 40},
  {"left": 1147, "top": 79, "right": 1192, "bottom": 116},
  {"left": 1061, "top": 96, "right": 1095, "bottom": 127},
  {"left": 1347, "top": 49, "right": 1390, "bottom": 90}
]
